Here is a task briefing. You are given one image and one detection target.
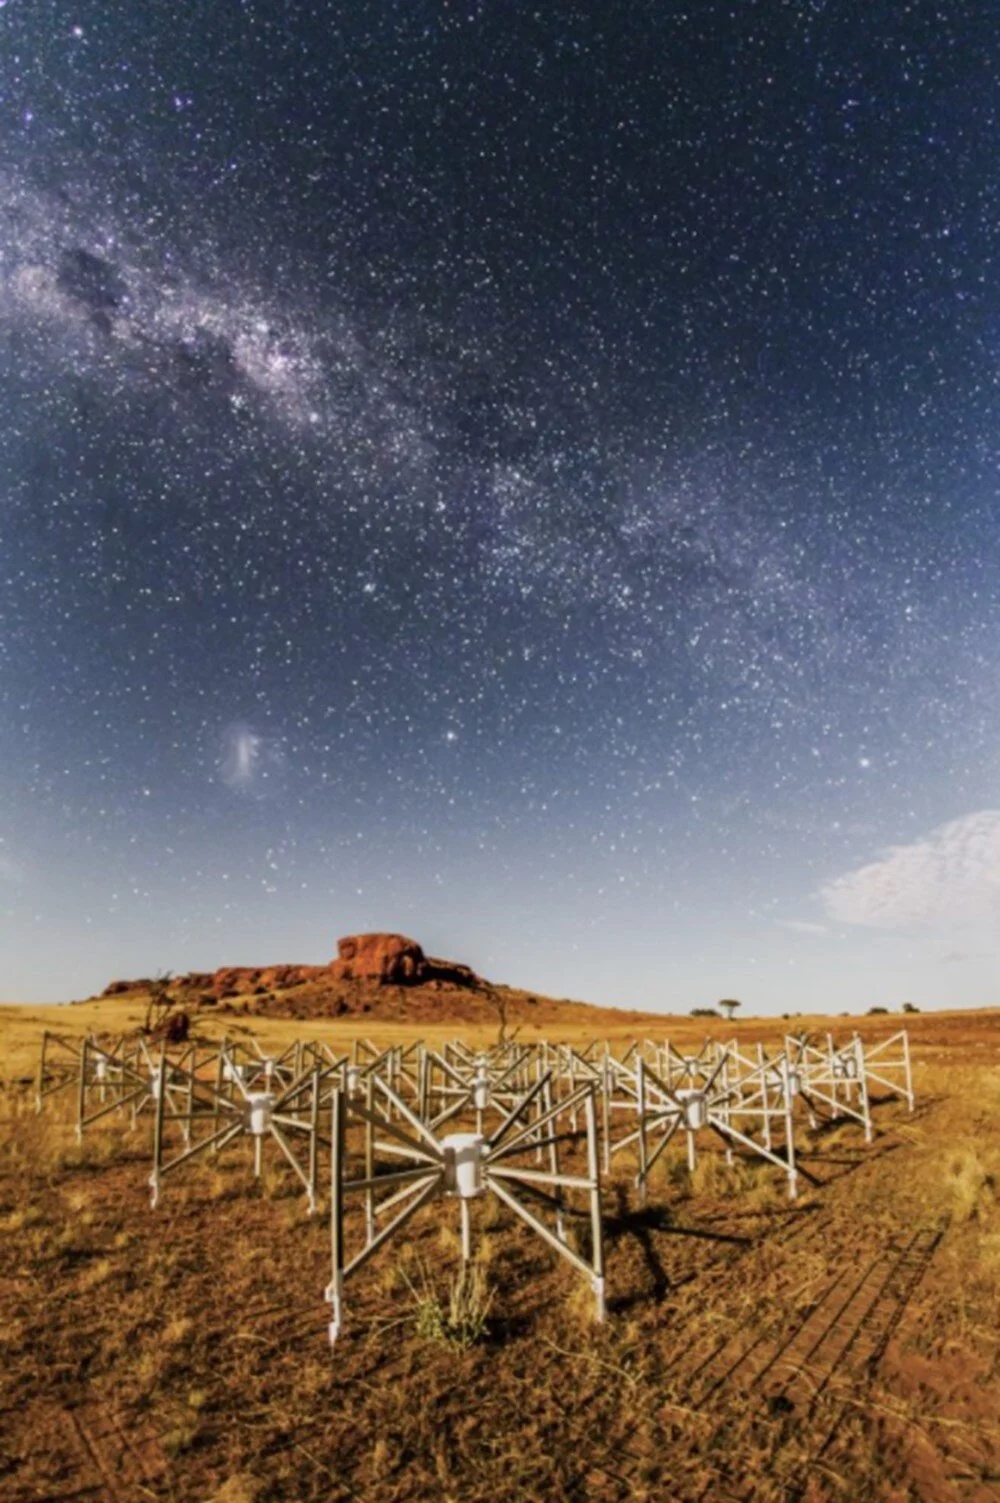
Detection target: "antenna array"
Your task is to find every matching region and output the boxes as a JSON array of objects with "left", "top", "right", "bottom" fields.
[{"left": 33, "top": 1026, "right": 914, "bottom": 1341}]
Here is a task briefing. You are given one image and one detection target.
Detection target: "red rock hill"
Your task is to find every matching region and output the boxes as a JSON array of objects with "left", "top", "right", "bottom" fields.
[{"left": 94, "top": 929, "right": 653, "bottom": 1029}]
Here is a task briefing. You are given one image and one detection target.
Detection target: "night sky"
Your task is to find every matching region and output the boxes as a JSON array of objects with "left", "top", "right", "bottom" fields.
[{"left": 2, "top": 2, "right": 998, "bottom": 1012}]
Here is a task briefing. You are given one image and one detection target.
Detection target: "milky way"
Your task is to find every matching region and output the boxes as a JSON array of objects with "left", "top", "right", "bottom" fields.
[{"left": 1, "top": 1, "right": 998, "bottom": 1008}]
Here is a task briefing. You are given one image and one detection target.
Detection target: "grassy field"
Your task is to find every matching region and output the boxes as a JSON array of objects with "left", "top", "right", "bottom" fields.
[{"left": 1, "top": 997, "right": 998, "bottom": 1502}]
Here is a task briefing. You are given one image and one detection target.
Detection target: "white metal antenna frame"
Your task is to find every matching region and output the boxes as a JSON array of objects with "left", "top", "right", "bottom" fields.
[
  {"left": 661, "top": 1039, "right": 719, "bottom": 1091},
  {"left": 607, "top": 1052, "right": 799, "bottom": 1200},
  {"left": 326, "top": 1070, "right": 605, "bottom": 1344},
  {"left": 212, "top": 1035, "right": 310, "bottom": 1105},
  {"left": 36, "top": 1032, "right": 188, "bottom": 1124},
  {"left": 346, "top": 1041, "right": 413, "bottom": 1115},
  {"left": 67, "top": 1035, "right": 205, "bottom": 1143},
  {"left": 352, "top": 1061, "right": 568, "bottom": 1247},
  {"left": 716, "top": 1041, "right": 806, "bottom": 1155},
  {"left": 295, "top": 1039, "right": 353, "bottom": 1092},
  {"left": 35, "top": 1031, "right": 125, "bottom": 1116},
  {"left": 599, "top": 1050, "right": 647, "bottom": 1174},
  {"left": 551, "top": 1045, "right": 605, "bottom": 1137},
  {"left": 785, "top": 1034, "right": 874, "bottom": 1142},
  {"left": 418, "top": 1048, "right": 542, "bottom": 1136},
  {"left": 852, "top": 1029, "right": 914, "bottom": 1113},
  {"left": 385, "top": 1040, "right": 427, "bottom": 1108},
  {"left": 148, "top": 1045, "right": 327, "bottom": 1212}
]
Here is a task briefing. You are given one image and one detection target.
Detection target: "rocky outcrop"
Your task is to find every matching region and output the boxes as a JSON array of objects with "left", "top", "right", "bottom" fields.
[
  {"left": 102, "top": 978, "right": 151, "bottom": 997},
  {"left": 101, "top": 964, "right": 326, "bottom": 1001},
  {"left": 328, "top": 934, "right": 479, "bottom": 989},
  {"left": 88, "top": 941, "right": 616, "bottom": 1030},
  {"left": 98, "top": 934, "right": 480, "bottom": 1008},
  {"left": 425, "top": 956, "right": 480, "bottom": 988},
  {"left": 210, "top": 964, "right": 323, "bottom": 999},
  {"left": 329, "top": 933, "right": 425, "bottom": 985}
]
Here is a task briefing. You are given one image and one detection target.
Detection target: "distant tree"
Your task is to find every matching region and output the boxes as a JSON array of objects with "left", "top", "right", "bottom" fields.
[
  {"left": 718, "top": 998, "right": 742, "bottom": 1023},
  {"left": 690, "top": 1007, "right": 720, "bottom": 1019},
  {"left": 484, "top": 984, "right": 518, "bottom": 1046},
  {"left": 143, "top": 971, "right": 174, "bottom": 1034},
  {"left": 902, "top": 1001, "right": 920, "bottom": 1014},
  {"left": 867, "top": 1005, "right": 889, "bottom": 1015},
  {"left": 142, "top": 970, "right": 191, "bottom": 1042}
]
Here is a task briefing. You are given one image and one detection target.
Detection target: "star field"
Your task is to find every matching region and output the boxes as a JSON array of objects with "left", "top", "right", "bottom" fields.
[{"left": 1, "top": 1, "right": 998, "bottom": 1009}]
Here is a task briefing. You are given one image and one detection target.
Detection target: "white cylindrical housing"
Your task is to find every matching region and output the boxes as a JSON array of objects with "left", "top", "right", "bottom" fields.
[
  {"left": 786, "top": 1069, "right": 801, "bottom": 1098},
  {"left": 473, "top": 1068, "right": 490, "bottom": 1112},
  {"left": 149, "top": 1067, "right": 164, "bottom": 1101},
  {"left": 346, "top": 1065, "right": 362, "bottom": 1096},
  {"left": 676, "top": 1088, "right": 707, "bottom": 1130},
  {"left": 246, "top": 1092, "right": 274, "bottom": 1136},
  {"left": 95, "top": 1056, "right": 109, "bottom": 1082},
  {"left": 441, "top": 1132, "right": 485, "bottom": 1198}
]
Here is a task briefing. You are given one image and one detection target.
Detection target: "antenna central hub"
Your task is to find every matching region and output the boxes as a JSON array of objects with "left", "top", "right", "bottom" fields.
[
  {"left": 472, "top": 1067, "right": 490, "bottom": 1111},
  {"left": 245, "top": 1091, "right": 275, "bottom": 1136},
  {"left": 441, "top": 1132, "right": 485, "bottom": 1197},
  {"left": 675, "top": 1088, "right": 707, "bottom": 1130}
]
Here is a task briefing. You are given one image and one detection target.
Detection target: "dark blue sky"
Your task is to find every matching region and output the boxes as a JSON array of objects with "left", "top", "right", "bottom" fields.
[{"left": 1, "top": 1, "right": 998, "bottom": 1009}]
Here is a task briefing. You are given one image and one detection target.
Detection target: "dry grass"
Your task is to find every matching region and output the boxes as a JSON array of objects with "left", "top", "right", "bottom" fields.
[
  {"left": 1, "top": 1003, "right": 999, "bottom": 1501},
  {"left": 403, "top": 1256, "right": 496, "bottom": 1350}
]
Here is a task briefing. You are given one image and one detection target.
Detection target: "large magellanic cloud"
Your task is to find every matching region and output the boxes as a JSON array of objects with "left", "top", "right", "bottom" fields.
[
  {"left": 821, "top": 811, "right": 1000, "bottom": 929},
  {"left": 218, "top": 722, "right": 286, "bottom": 795}
]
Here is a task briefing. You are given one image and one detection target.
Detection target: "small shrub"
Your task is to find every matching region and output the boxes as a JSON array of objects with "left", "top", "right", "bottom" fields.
[
  {"left": 163, "top": 1315, "right": 193, "bottom": 1345},
  {"left": 946, "top": 1147, "right": 993, "bottom": 1223},
  {"left": 162, "top": 1417, "right": 201, "bottom": 1457},
  {"left": 209, "top": 1477, "right": 264, "bottom": 1503},
  {"left": 78, "top": 1257, "right": 114, "bottom": 1290},
  {"left": 404, "top": 1258, "right": 494, "bottom": 1349}
]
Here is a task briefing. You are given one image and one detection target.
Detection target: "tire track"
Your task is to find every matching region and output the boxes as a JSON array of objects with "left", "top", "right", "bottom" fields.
[{"left": 693, "top": 1222, "right": 946, "bottom": 1502}]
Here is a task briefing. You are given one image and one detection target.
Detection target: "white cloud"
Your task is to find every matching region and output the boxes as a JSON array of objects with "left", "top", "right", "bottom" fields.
[
  {"left": 776, "top": 919, "right": 829, "bottom": 936},
  {"left": 821, "top": 810, "right": 1000, "bottom": 930}
]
